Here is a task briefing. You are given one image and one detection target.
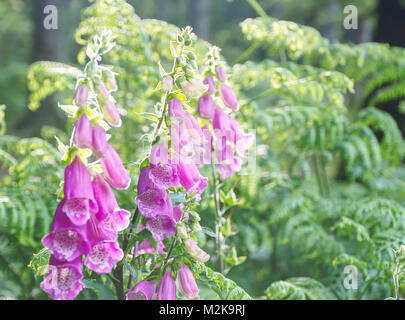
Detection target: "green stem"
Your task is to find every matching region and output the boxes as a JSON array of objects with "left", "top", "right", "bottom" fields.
[
  {"left": 313, "top": 154, "right": 325, "bottom": 197},
  {"left": 319, "top": 154, "right": 330, "bottom": 197},
  {"left": 211, "top": 154, "right": 224, "bottom": 274},
  {"left": 234, "top": 42, "right": 262, "bottom": 64},
  {"left": 246, "top": 0, "right": 268, "bottom": 18}
]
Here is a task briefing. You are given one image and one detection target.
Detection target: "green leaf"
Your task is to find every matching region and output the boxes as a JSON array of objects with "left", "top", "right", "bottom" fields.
[
  {"left": 265, "top": 277, "right": 336, "bottom": 300},
  {"left": 82, "top": 279, "right": 116, "bottom": 300},
  {"left": 188, "top": 260, "right": 252, "bottom": 300}
]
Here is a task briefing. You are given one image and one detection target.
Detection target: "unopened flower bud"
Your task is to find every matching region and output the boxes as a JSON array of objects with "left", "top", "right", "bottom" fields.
[
  {"left": 162, "top": 77, "right": 173, "bottom": 91},
  {"left": 186, "top": 51, "right": 196, "bottom": 61},
  {"left": 190, "top": 78, "right": 208, "bottom": 93},
  {"left": 91, "top": 125, "right": 108, "bottom": 158},
  {"left": 157, "top": 270, "right": 176, "bottom": 300},
  {"left": 220, "top": 84, "right": 238, "bottom": 110},
  {"left": 96, "top": 82, "right": 110, "bottom": 101},
  {"left": 73, "top": 113, "right": 92, "bottom": 149},
  {"left": 198, "top": 95, "right": 215, "bottom": 120},
  {"left": 176, "top": 223, "right": 188, "bottom": 240},
  {"left": 184, "top": 238, "right": 210, "bottom": 262},
  {"left": 126, "top": 281, "right": 156, "bottom": 300},
  {"left": 105, "top": 71, "right": 118, "bottom": 91},
  {"left": 215, "top": 66, "right": 227, "bottom": 82},
  {"left": 178, "top": 263, "right": 199, "bottom": 300},
  {"left": 75, "top": 84, "right": 89, "bottom": 108},
  {"left": 203, "top": 75, "right": 216, "bottom": 95},
  {"left": 191, "top": 222, "right": 202, "bottom": 233},
  {"left": 180, "top": 80, "right": 199, "bottom": 98},
  {"left": 101, "top": 100, "right": 122, "bottom": 127}
]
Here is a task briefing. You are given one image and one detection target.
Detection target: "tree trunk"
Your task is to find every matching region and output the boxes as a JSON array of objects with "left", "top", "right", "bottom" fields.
[
  {"left": 374, "top": 0, "right": 405, "bottom": 47},
  {"left": 17, "top": 0, "right": 67, "bottom": 136},
  {"left": 189, "top": 0, "right": 211, "bottom": 40}
]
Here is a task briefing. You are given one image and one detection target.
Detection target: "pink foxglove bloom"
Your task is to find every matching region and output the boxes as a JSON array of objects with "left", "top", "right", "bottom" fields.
[
  {"left": 42, "top": 199, "right": 90, "bottom": 262},
  {"left": 162, "top": 77, "right": 173, "bottom": 91},
  {"left": 173, "top": 203, "right": 184, "bottom": 222},
  {"left": 215, "top": 66, "right": 227, "bottom": 82},
  {"left": 184, "top": 238, "right": 210, "bottom": 262},
  {"left": 85, "top": 240, "right": 123, "bottom": 274},
  {"left": 40, "top": 256, "right": 84, "bottom": 300},
  {"left": 149, "top": 163, "right": 179, "bottom": 190},
  {"left": 220, "top": 84, "right": 238, "bottom": 110},
  {"left": 180, "top": 80, "right": 199, "bottom": 98},
  {"left": 146, "top": 214, "right": 176, "bottom": 242},
  {"left": 91, "top": 125, "right": 108, "bottom": 158},
  {"left": 137, "top": 166, "right": 158, "bottom": 195},
  {"left": 101, "top": 100, "right": 122, "bottom": 127},
  {"left": 84, "top": 216, "right": 124, "bottom": 274},
  {"left": 151, "top": 140, "right": 170, "bottom": 166},
  {"left": 198, "top": 95, "right": 215, "bottom": 120},
  {"left": 136, "top": 237, "right": 165, "bottom": 256},
  {"left": 228, "top": 114, "right": 254, "bottom": 157},
  {"left": 203, "top": 74, "right": 216, "bottom": 95},
  {"left": 168, "top": 101, "right": 205, "bottom": 164},
  {"left": 157, "top": 270, "right": 177, "bottom": 300},
  {"left": 200, "top": 123, "right": 213, "bottom": 166},
  {"left": 74, "top": 84, "right": 89, "bottom": 108},
  {"left": 136, "top": 165, "right": 176, "bottom": 221},
  {"left": 177, "top": 158, "right": 208, "bottom": 201},
  {"left": 136, "top": 187, "right": 173, "bottom": 219},
  {"left": 73, "top": 114, "right": 93, "bottom": 149},
  {"left": 217, "top": 157, "right": 243, "bottom": 180},
  {"left": 63, "top": 156, "right": 98, "bottom": 226},
  {"left": 100, "top": 144, "right": 131, "bottom": 190},
  {"left": 92, "top": 174, "right": 130, "bottom": 238},
  {"left": 168, "top": 98, "right": 185, "bottom": 119},
  {"left": 178, "top": 263, "right": 199, "bottom": 300},
  {"left": 127, "top": 281, "right": 157, "bottom": 300}
]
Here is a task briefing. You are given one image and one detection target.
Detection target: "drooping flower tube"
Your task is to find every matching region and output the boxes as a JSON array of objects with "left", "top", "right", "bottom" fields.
[
  {"left": 100, "top": 143, "right": 131, "bottom": 190},
  {"left": 73, "top": 114, "right": 93, "bottom": 149},
  {"left": 157, "top": 270, "right": 177, "bottom": 300},
  {"left": 95, "top": 82, "right": 110, "bottom": 101},
  {"left": 92, "top": 174, "right": 130, "bottom": 239},
  {"left": 203, "top": 74, "right": 216, "bottom": 95},
  {"left": 212, "top": 107, "right": 253, "bottom": 179},
  {"left": 184, "top": 238, "right": 210, "bottom": 263},
  {"left": 178, "top": 263, "right": 199, "bottom": 300},
  {"left": 146, "top": 214, "right": 176, "bottom": 242},
  {"left": 63, "top": 156, "right": 98, "bottom": 226},
  {"left": 135, "top": 224, "right": 166, "bottom": 257},
  {"left": 101, "top": 100, "right": 122, "bottom": 128},
  {"left": 40, "top": 255, "right": 84, "bottom": 300},
  {"left": 135, "top": 167, "right": 174, "bottom": 220},
  {"left": 215, "top": 66, "right": 227, "bottom": 83},
  {"left": 135, "top": 166, "right": 176, "bottom": 243},
  {"left": 84, "top": 215, "right": 124, "bottom": 274},
  {"left": 198, "top": 94, "right": 215, "bottom": 120},
  {"left": 126, "top": 281, "right": 157, "bottom": 300},
  {"left": 176, "top": 157, "right": 208, "bottom": 201},
  {"left": 91, "top": 125, "right": 109, "bottom": 158},
  {"left": 75, "top": 84, "right": 89, "bottom": 108},
  {"left": 42, "top": 199, "right": 90, "bottom": 262},
  {"left": 220, "top": 84, "right": 238, "bottom": 110},
  {"left": 168, "top": 98, "right": 207, "bottom": 166}
]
